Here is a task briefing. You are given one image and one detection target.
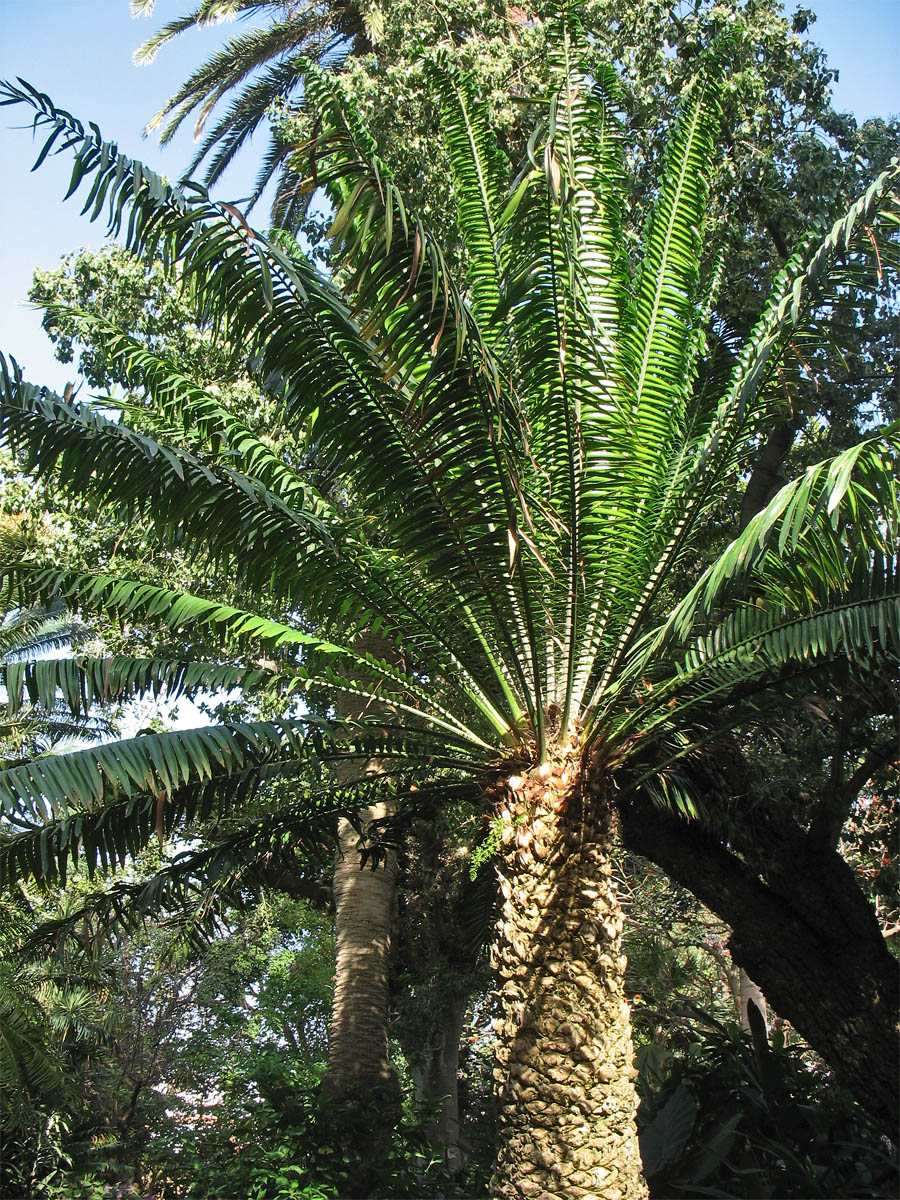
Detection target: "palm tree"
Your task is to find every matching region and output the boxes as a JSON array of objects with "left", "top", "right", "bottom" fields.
[
  {"left": 131, "top": 0, "right": 372, "bottom": 213},
  {"left": 2, "top": 13, "right": 899, "bottom": 1190}
]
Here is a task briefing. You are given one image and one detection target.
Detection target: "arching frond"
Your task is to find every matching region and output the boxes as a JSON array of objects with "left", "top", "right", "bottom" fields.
[
  {"left": 0, "top": 565, "right": 505, "bottom": 751},
  {"left": 18, "top": 775, "right": 478, "bottom": 954},
  {"left": 147, "top": 18, "right": 326, "bottom": 144},
  {"left": 582, "top": 159, "right": 900, "bottom": 713},
  {"left": 1, "top": 655, "right": 269, "bottom": 719},
  {"left": 0, "top": 603, "right": 90, "bottom": 662},
  {"left": 663, "top": 432, "right": 899, "bottom": 643},
  {"left": 0, "top": 716, "right": 482, "bottom": 887},
  {"left": 596, "top": 432, "right": 900, "bottom": 748},
  {"left": 682, "top": 157, "right": 900, "bottom": 528},
  {"left": 432, "top": 54, "right": 510, "bottom": 325},
  {"left": 0, "top": 360, "right": 332, "bottom": 588},
  {"left": 132, "top": 0, "right": 367, "bottom": 216},
  {"left": 0, "top": 962, "right": 63, "bottom": 1120},
  {"left": 133, "top": 2, "right": 274, "bottom": 67}
]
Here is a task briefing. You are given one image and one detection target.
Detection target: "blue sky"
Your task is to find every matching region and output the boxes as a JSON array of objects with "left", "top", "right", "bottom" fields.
[{"left": 1, "top": 0, "right": 898, "bottom": 392}]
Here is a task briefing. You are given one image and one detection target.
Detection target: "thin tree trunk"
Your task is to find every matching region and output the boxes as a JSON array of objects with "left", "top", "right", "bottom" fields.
[
  {"left": 407, "top": 991, "right": 468, "bottom": 1172},
  {"left": 393, "top": 813, "right": 487, "bottom": 1169},
  {"left": 322, "top": 633, "right": 402, "bottom": 1102},
  {"left": 323, "top": 801, "right": 399, "bottom": 1097},
  {"left": 491, "top": 756, "right": 647, "bottom": 1200}
]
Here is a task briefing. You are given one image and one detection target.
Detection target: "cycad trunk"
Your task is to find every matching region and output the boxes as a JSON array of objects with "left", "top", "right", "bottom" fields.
[{"left": 491, "top": 755, "right": 647, "bottom": 1199}]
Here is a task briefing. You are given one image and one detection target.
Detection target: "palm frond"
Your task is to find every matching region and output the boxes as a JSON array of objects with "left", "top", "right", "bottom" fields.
[
  {"left": 686, "top": 157, "right": 900, "bottom": 522},
  {"left": 0, "top": 717, "right": 480, "bottom": 887},
  {"left": 583, "top": 158, "right": 900, "bottom": 713},
  {"left": 1, "top": 655, "right": 267, "bottom": 719},
  {"left": 0, "top": 603, "right": 91, "bottom": 662},
  {"left": 178, "top": 54, "right": 312, "bottom": 197},
  {"left": 149, "top": 18, "right": 320, "bottom": 141},
  {"left": 19, "top": 776, "right": 474, "bottom": 953},
  {"left": 0, "top": 359, "right": 332, "bottom": 588},
  {"left": 432, "top": 54, "right": 510, "bottom": 325},
  {"left": 665, "top": 432, "right": 899, "bottom": 643},
  {"left": 132, "top": 2, "right": 272, "bottom": 65},
  {"left": 595, "top": 432, "right": 899, "bottom": 747},
  {"left": 3, "top": 42, "right": 898, "bottom": 864},
  {"left": 134, "top": 0, "right": 365, "bottom": 213},
  {"left": 0, "top": 704, "right": 113, "bottom": 761},
  {"left": 619, "top": 79, "right": 720, "bottom": 484},
  {"left": 0, "top": 565, "right": 504, "bottom": 750}
]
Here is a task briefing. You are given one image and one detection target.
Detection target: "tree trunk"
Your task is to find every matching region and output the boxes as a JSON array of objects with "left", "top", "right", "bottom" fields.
[
  {"left": 491, "top": 756, "right": 647, "bottom": 1200},
  {"left": 393, "top": 812, "right": 488, "bottom": 1170},
  {"left": 735, "top": 431, "right": 798, "bottom": 1025},
  {"left": 407, "top": 990, "right": 468, "bottom": 1172},
  {"left": 322, "top": 633, "right": 402, "bottom": 1102},
  {"left": 322, "top": 800, "right": 399, "bottom": 1098}
]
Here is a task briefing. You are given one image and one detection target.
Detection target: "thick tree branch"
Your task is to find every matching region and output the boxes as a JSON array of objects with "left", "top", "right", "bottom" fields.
[
  {"left": 810, "top": 736, "right": 897, "bottom": 850},
  {"left": 619, "top": 792, "right": 899, "bottom": 1133},
  {"left": 739, "top": 416, "right": 802, "bottom": 531}
]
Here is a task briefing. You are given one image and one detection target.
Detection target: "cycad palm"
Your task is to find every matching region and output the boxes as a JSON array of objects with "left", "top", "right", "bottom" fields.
[{"left": 2, "top": 15, "right": 899, "bottom": 1192}]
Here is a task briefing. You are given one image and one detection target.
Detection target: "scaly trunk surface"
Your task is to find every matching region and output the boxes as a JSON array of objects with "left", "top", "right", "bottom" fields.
[{"left": 491, "top": 754, "right": 647, "bottom": 1200}]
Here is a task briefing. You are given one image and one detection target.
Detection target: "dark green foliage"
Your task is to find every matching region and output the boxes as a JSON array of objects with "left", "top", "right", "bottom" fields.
[
  {"left": 637, "top": 1014, "right": 899, "bottom": 1198},
  {"left": 119, "top": 1065, "right": 488, "bottom": 1198},
  {"left": 0, "top": 893, "right": 120, "bottom": 1199},
  {"left": 167, "top": 1073, "right": 486, "bottom": 1199},
  {"left": 1, "top": 892, "right": 341, "bottom": 1199}
]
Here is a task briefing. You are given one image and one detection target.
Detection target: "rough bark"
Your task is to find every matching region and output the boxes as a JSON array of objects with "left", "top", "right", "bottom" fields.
[
  {"left": 619, "top": 793, "right": 899, "bottom": 1133},
  {"left": 491, "top": 755, "right": 647, "bottom": 1200}
]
